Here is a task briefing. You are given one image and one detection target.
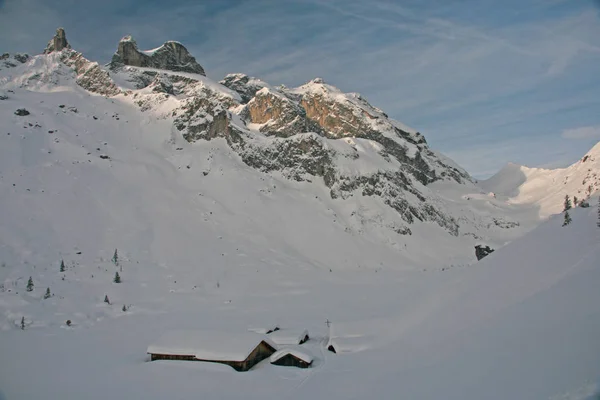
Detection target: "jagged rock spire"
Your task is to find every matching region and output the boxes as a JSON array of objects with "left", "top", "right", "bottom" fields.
[
  {"left": 110, "top": 35, "right": 205, "bottom": 75},
  {"left": 44, "top": 28, "right": 71, "bottom": 54}
]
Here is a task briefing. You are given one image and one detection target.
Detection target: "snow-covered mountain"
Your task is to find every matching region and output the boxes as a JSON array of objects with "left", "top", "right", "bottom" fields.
[
  {"left": 0, "top": 28, "right": 533, "bottom": 271},
  {"left": 481, "top": 142, "right": 600, "bottom": 218}
]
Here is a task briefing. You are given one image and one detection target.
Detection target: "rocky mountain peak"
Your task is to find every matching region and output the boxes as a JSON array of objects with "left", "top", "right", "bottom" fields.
[
  {"left": 110, "top": 36, "right": 205, "bottom": 76},
  {"left": 44, "top": 27, "right": 71, "bottom": 54},
  {"left": 220, "top": 73, "right": 268, "bottom": 103}
]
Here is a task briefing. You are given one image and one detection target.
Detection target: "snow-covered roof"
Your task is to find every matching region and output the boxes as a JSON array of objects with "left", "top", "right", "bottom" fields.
[
  {"left": 270, "top": 348, "right": 313, "bottom": 364},
  {"left": 268, "top": 329, "right": 309, "bottom": 345},
  {"left": 147, "top": 330, "right": 276, "bottom": 362},
  {"left": 326, "top": 323, "right": 373, "bottom": 353},
  {"left": 247, "top": 324, "right": 279, "bottom": 334}
]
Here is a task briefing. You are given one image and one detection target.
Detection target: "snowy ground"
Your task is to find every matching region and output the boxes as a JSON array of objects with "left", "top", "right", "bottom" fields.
[{"left": 0, "top": 204, "right": 599, "bottom": 399}]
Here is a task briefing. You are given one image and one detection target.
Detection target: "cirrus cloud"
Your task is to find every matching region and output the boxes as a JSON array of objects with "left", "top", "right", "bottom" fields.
[{"left": 561, "top": 125, "right": 600, "bottom": 140}]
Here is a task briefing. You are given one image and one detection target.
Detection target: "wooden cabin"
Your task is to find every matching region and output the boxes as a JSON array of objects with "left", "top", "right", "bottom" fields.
[
  {"left": 147, "top": 330, "right": 277, "bottom": 372},
  {"left": 270, "top": 348, "right": 313, "bottom": 369}
]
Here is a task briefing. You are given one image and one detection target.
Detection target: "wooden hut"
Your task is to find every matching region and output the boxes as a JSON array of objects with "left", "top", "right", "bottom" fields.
[
  {"left": 270, "top": 348, "right": 313, "bottom": 369},
  {"left": 147, "top": 330, "right": 277, "bottom": 372}
]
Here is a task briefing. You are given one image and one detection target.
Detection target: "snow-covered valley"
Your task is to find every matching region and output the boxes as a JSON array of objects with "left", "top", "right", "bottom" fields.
[{"left": 0, "top": 29, "right": 599, "bottom": 400}]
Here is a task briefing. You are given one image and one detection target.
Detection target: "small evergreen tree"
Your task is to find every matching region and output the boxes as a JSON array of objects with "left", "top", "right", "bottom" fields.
[
  {"left": 122, "top": 304, "right": 127, "bottom": 312},
  {"left": 21, "top": 316, "right": 25, "bottom": 330},
  {"left": 573, "top": 196, "right": 578, "bottom": 207},
  {"left": 26, "top": 277, "right": 34, "bottom": 292},
  {"left": 113, "top": 272, "right": 121, "bottom": 283},
  {"left": 60, "top": 260, "right": 65, "bottom": 272},
  {"left": 104, "top": 295, "right": 110, "bottom": 304},
  {"left": 563, "top": 195, "right": 572, "bottom": 211},
  {"left": 44, "top": 287, "right": 51, "bottom": 299},
  {"left": 112, "top": 249, "right": 119, "bottom": 266},
  {"left": 597, "top": 198, "right": 600, "bottom": 228},
  {"left": 562, "top": 210, "right": 572, "bottom": 227}
]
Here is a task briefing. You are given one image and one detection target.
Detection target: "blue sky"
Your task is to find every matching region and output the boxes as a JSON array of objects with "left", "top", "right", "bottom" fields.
[{"left": 1, "top": 0, "right": 599, "bottom": 178}]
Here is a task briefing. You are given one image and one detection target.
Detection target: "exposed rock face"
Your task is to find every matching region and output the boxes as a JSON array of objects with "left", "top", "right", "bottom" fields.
[
  {"left": 60, "top": 50, "right": 120, "bottom": 96},
  {"left": 14, "top": 108, "right": 30, "bottom": 116},
  {"left": 220, "top": 74, "right": 267, "bottom": 103},
  {"left": 110, "top": 36, "right": 205, "bottom": 75},
  {"left": 245, "top": 88, "right": 323, "bottom": 137},
  {"left": 24, "top": 30, "right": 481, "bottom": 237},
  {"left": 146, "top": 72, "right": 470, "bottom": 234},
  {"left": 44, "top": 28, "right": 71, "bottom": 54},
  {"left": 475, "top": 245, "right": 494, "bottom": 261},
  {"left": 1, "top": 53, "right": 30, "bottom": 70}
]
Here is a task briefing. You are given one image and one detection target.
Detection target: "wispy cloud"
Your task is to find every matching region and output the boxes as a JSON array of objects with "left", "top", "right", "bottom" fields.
[
  {"left": 561, "top": 125, "right": 600, "bottom": 140},
  {"left": 1, "top": 0, "right": 599, "bottom": 177}
]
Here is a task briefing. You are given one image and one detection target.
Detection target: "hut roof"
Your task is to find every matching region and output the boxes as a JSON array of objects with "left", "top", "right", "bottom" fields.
[
  {"left": 247, "top": 324, "right": 280, "bottom": 334},
  {"left": 326, "top": 323, "right": 372, "bottom": 353},
  {"left": 147, "top": 330, "right": 277, "bottom": 362},
  {"left": 270, "top": 348, "right": 313, "bottom": 364},
  {"left": 268, "top": 329, "right": 309, "bottom": 345}
]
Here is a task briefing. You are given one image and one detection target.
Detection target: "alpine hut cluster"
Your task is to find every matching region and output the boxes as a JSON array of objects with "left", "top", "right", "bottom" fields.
[{"left": 147, "top": 328, "right": 313, "bottom": 371}]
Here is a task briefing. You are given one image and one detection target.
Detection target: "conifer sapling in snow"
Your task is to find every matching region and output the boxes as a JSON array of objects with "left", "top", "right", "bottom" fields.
[
  {"left": 26, "top": 276, "right": 34, "bottom": 292},
  {"left": 112, "top": 249, "right": 119, "bottom": 266},
  {"left": 104, "top": 295, "right": 110, "bottom": 304},
  {"left": 113, "top": 271, "right": 121, "bottom": 283},
  {"left": 60, "top": 259, "right": 65, "bottom": 272},
  {"left": 563, "top": 195, "right": 572, "bottom": 211},
  {"left": 44, "top": 287, "right": 51, "bottom": 299},
  {"left": 122, "top": 304, "right": 127, "bottom": 312},
  {"left": 21, "top": 316, "right": 25, "bottom": 330},
  {"left": 562, "top": 210, "right": 572, "bottom": 227},
  {"left": 597, "top": 198, "right": 600, "bottom": 228},
  {"left": 573, "top": 196, "right": 578, "bottom": 207}
]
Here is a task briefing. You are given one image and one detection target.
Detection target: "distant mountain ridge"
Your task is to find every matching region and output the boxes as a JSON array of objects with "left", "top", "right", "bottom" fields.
[{"left": 481, "top": 142, "right": 600, "bottom": 217}]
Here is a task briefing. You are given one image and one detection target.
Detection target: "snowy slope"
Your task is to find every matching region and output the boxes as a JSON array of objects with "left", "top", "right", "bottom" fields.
[
  {"left": 481, "top": 142, "right": 600, "bottom": 218},
  {"left": 0, "top": 193, "right": 598, "bottom": 399}
]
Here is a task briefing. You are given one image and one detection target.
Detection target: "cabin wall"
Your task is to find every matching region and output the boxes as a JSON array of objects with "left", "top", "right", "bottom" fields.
[
  {"left": 271, "top": 354, "right": 311, "bottom": 368},
  {"left": 150, "top": 353, "right": 196, "bottom": 361},
  {"left": 149, "top": 341, "right": 276, "bottom": 372},
  {"left": 299, "top": 334, "right": 309, "bottom": 345},
  {"left": 241, "top": 341, "right": 277, "bottom": 371}
]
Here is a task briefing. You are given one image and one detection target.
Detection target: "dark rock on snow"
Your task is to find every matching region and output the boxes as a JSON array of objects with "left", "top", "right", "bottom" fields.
[
  {"left": 14, "top": 108, "right": 30, "bottom": 116},
  {"left": 475, "top": 245, "right": 495, "bottom": 261}
]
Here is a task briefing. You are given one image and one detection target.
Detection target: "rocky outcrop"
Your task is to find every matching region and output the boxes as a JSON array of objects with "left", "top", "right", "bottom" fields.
[
  {"left": 245, "top": 88, "right": 323, "bottom": 137},
  {"left": 475, "top": 245, "right": 494, "bottom": 261},
  {"left": 44, "top": 28, "right": 71, "bottom": 54},
  {"left": 220, "top": 74, "right": 267, "bottom": 103},
  {"left": 159, "top": 73, "right": 471, "bottom": 234},
  {"left": 1, "top": 53, "right": 30, "bottom": 70},
  {"left": 110, "top": 36, "right": 205, "bottom": 75},
  {"left": 60, "top": 50, "right": 120, "bottom": 96}
]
